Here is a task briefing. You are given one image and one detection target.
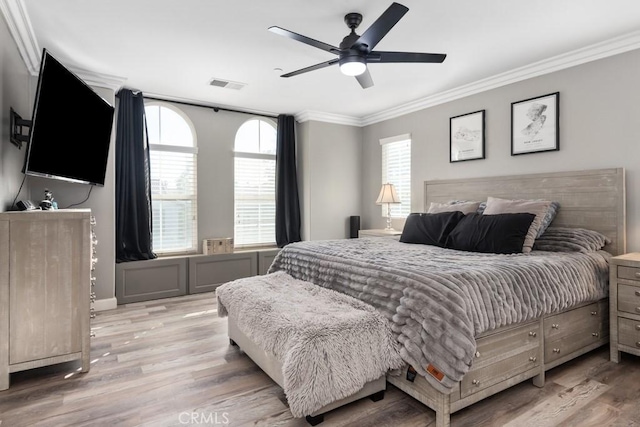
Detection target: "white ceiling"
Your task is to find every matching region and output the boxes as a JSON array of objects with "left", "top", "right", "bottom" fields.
[{"left": 12, "top": 0, "right": 640, "bottom": 123}]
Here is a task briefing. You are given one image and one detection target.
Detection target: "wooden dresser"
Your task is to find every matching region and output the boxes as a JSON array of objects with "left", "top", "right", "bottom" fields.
[
  {"left": 0, "top": 209, "right": 92, "bottom": 390},
  {"left": 610, "top": 252, "right": 640, "bottom": 362}
]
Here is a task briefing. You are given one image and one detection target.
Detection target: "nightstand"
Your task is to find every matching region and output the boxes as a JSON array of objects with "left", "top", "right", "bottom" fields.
[
  {"left": 610, "top": 252, "right": 640, "bottom": 362},
  {"left": 358, "top": 229, "right": 402, "bottom": 238}
]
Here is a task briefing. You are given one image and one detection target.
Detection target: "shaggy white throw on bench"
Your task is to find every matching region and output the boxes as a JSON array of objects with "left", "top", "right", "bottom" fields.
[{"left": 216, "top": 271, "right": 403, "bottom": 417}]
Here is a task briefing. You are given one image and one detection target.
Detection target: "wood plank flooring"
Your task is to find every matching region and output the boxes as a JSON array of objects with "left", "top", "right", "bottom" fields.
[{"left": 1, "top": 292, "right": 640, "bottom": 426}]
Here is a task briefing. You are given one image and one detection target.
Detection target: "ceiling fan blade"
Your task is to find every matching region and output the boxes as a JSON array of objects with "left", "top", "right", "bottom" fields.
[
  {"left": 355, "top": 68, "right": 374, "bottom": 89},
  {"left": 367, "top": 51, "right": 447, "bottom": 63},
  {"left": 281, "top": 59, "right": 340, "bottom": 78},
  {"left": 352, "top": 2, "right": 408, "bottom": 52},
  {"left": 268, "top": 26, "right": 340, "bottom": 54}
]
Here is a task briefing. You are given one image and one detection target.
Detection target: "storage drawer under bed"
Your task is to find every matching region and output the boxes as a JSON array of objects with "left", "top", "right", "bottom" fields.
[{"left": 463, "top": 320, "right": 540, "bottom": 398}]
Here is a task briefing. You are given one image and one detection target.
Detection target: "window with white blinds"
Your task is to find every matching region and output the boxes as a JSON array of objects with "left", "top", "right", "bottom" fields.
[
  {"left": 381, "top": 135, "right": 411, "bottom": 218},
  {"left": 234, "top": 119, "right": 277, "bottom": 247},
  {"left": 145, "top": 103, "right": 198, "bottom": 255}
]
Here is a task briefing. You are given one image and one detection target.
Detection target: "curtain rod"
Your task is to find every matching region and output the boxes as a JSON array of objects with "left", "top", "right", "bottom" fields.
[{"left": 143, "top": 96, "right": 278, "bottom": 119}]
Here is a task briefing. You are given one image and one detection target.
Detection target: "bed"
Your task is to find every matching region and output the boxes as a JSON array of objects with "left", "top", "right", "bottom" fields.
[{"left": 266, "top": 167, "right": 626, "bottom": 426}]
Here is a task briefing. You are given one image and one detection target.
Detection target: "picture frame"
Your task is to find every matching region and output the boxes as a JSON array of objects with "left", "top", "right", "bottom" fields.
[
  {"left": 511, "top": 92, "right": 559, "bottom": 155},
  {"left": 450, "top": 109, "right": 485, "bottom": 162}
]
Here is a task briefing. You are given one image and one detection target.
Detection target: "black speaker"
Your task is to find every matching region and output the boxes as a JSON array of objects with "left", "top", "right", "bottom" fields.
[{"left": 349, "top": 216, "right": 360, "bottom": 238}]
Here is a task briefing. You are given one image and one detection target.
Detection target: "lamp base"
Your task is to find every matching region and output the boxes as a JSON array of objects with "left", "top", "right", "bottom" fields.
[{"left": 384, "top": 213, "right": 394, "bottom": 231}]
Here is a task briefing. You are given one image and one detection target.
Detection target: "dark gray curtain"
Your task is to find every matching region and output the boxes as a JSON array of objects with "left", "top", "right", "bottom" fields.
[
  {"left": 115, "top": 89, "right": 156, "bottom": 262},
  {"left": 275, "top": 114, "right": 301, "bottom": 247}
]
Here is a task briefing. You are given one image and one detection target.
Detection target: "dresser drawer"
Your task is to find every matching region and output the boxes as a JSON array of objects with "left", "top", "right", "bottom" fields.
[
  {"left": 618, "top": 284, "right": 640, "bottom": 315},
  {"left": 545, "top": 324, "right": 607, "bottom": 363},
  {"left": 473, "top": 321, "right": 538, "bottom": 369},
  {"left": 618, "top": 317, "right": 640, "bottom": 349},
  {"left": 544, "top": 302, "right": 604, "bottom": 341},
  {"left": 462, "top": 349, "right": 539, "bottom": 398},
  {"left": 618, "top": 266, "right": 640, "bottom": 281}
]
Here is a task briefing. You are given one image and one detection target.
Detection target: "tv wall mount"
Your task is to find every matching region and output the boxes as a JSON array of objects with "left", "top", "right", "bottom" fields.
[{"left": 10, "top": 107, "right": 32, "bottom": 149}]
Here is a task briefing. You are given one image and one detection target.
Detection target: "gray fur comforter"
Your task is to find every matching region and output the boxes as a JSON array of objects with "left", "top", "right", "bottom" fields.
[{"left": 268, "top": 238, "right": 610, "bottom": 394}]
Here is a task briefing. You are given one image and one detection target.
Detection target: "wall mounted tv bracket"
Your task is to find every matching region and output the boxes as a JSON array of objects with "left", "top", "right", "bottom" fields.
[{"left": 10, "top": 107, "right": 32, "bottom": 149}]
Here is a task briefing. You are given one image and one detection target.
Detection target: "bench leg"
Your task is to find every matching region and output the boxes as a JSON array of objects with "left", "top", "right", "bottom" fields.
[
  {"left": 229, "top": 338, "right": 238, "bottom": 347},
  {"left": 305, "top": 414, "right": 324, "bottom": 426},
  {"left": 369, "top": 390, "right": 385, "bottom": 402}
]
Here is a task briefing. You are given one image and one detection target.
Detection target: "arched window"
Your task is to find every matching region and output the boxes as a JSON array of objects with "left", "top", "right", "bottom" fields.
[
  {"left": 145, "top": 103, "right": 198, "bottom": 254},
  {"left": 234, "top": 119, "right": 277, "bottom": 247}
]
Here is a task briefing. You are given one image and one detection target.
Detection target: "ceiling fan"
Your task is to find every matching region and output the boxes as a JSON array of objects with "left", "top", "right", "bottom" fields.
[{"left": 268, "top": 2, "right": 446, "bottom": 89}]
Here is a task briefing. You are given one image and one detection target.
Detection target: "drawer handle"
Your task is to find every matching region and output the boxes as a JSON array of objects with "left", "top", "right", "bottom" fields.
[
  {"left": 636, "top": 307, "right": 640, "bottom": 313},
  {"left": 529, "top": 356, "right": 537, "bottom": 362},
  {"left": 553, "top": 348, "right": 561, "bottom": 353},
  {"left": 528, "top": 331, "right": 537, "bottom": 337},
  {"left": 552, "top": 324, "right": 559, "bottom": 329},
  {"left": 475, "top": 351, "right": 481, "bottom": 358},
  {"left": 590, "top": 311, "right": 597, "bottom": 316},
  {"left": 637, "top": 342, "right": 640, "bottom": 348},
  {"left": 635, "top": 291, "right": 640, "bottom": 297},
  {"left": 592, "top": 332, "right": 599, "bottom": 337},
  {"left": 635, "top": 272, "right": 640, "bottom": 278},
  {"left": 636, "top": 325, "right": 640, "bottom": 331},
  {"left": 472, "top": 379, "right": 480, "bottom": 386}
]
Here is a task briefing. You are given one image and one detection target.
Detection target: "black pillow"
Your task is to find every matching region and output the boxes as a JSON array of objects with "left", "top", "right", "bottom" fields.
[
  {"left": 445, "top": 213, "right": 536, "bottom": 254},
  {"left": 400, "top": 211, "right": 465, "bottom": 246}
]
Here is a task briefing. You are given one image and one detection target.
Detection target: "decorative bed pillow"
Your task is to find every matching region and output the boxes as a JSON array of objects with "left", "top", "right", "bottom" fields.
[
  {"left": 400, "top": 211, "right": 465, "bottom": 247},
  {"left": 537, "top": 201, "right": 560, "bottom": 237},
  {"left": 482, "top": 197, "right": 553, "bottom": 253},
  {"left": 428, "top": 201, "right": 481, "bottom": 215},
  {"left": 533, "top": 227, "right": 611, "bottom": 252},
  {"left": 445, "top": 213, "right": 536, "bottom": 254}
]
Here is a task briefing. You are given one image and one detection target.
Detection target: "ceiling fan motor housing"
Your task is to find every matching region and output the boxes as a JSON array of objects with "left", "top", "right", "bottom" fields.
[{"left": 339, "top": 24, "right": 367, "bottom": 73}]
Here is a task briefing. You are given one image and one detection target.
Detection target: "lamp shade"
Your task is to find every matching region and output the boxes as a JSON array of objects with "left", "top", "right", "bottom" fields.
[{"left": 376, "top": 183, "right": 401, "bottom": 205}]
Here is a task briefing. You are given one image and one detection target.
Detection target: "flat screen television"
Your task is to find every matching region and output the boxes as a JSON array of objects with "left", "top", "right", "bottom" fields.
[{"left": 23, "top": 49, "right": 115, "bottom": 186}]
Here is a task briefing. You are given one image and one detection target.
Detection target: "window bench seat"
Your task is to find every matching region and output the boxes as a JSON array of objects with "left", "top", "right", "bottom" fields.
[{"left": 115, "top": 248, "right": 280, "bottom": 304}]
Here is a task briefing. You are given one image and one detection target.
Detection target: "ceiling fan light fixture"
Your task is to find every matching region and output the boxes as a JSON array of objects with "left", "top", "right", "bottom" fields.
[{"left": 339, "top": 56, "right": 366, "bottom": 76}]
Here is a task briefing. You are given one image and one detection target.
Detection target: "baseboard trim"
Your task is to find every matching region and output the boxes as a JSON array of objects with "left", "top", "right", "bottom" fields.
[{"left": 94, "top": 297, "right": 117, "bottom": 312}]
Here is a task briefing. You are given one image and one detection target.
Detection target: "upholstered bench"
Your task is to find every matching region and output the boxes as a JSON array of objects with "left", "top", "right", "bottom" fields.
[{"left": 216, "top": 271, "right": 403, "bottom": 425}]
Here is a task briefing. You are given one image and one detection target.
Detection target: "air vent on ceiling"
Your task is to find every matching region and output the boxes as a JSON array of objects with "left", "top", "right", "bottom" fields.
[{"left": 209, "top": 78, "right": 246, "bottom": 90}]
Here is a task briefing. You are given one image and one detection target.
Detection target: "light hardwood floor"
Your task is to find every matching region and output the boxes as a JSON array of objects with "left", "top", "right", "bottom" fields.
[{"left": 1, "top": 292, "right": 640, "bottom": 427}]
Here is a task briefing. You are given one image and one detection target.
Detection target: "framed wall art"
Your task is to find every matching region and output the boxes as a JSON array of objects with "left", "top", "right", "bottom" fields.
[
  {"left": 450, "top": 109, "right": 485, "bottom": 162},
  {"left": 511, "top": 92, "right": 559, "bottom": 155}
]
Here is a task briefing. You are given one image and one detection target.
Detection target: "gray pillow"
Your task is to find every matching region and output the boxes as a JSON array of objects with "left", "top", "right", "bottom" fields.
[
  {"left": 537, "top": 201, "right": 560, "bottom": 237},
  {"left": 482, "top": 197, "right": 552, "bottom": 253},
  {"left": 533, "top": 227, "right": 611, "bottom": 252},
  {"left": 428, "top": 201, "right": 481, "bottom": 215}
]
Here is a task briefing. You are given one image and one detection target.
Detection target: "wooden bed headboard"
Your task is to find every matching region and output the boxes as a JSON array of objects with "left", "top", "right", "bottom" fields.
[{"left": 424, "top": 168, "right": 626, "bottom": 255}]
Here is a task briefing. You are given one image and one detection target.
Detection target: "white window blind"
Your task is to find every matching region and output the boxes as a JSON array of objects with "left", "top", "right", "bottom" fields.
[
  {"left": 145, "top": 104, "right": 198, "bottom": 255},
  {"left": 381, "top": 135, "right": 411, "bottom": 218},
  {"left": 234, "top": 119, "right": 277, "bottom": 247}
]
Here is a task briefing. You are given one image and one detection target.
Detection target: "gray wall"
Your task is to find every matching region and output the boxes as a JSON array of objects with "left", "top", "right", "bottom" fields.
[
  {"left": 297, "top": 120, "right": 362, "bottom": 241},
  {"left": 362, "top": 48, "right": 640, "bottom": 252},
  {"left": 0, "top": 14, "right": 32, "bottom": 210},
  {"left": 1, "top": 14, "right": 117, "bottom": 304}
]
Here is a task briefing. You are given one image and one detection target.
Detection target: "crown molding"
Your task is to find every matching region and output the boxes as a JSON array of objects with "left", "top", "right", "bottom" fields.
[
  {"left": 68, "top": 66, "right": 127, "bottom": 91},
  {"left": 295, "top": 110, "right": 362, "bottom": 126},
  {"left": 0, "top": 0, "right": 128, "bottom": 91},
  {"left": 0, "top": 0, "right": 40, "bottom": 75},
  {"left": 360, "top": 29, "right": 640, "bottom": 126}
]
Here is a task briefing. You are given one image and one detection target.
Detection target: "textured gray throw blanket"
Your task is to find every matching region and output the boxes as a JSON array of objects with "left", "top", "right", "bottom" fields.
[
  {"left": 268, "top": 238, "right": 610, "bottom": 394},
  {"left": 216, "top": 271, "right": 403, "bottom": 417}
]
